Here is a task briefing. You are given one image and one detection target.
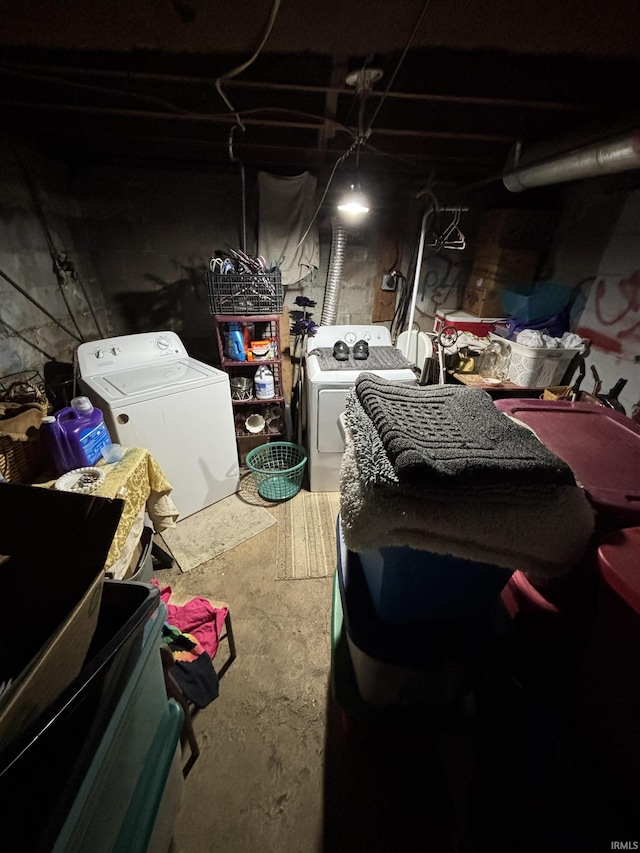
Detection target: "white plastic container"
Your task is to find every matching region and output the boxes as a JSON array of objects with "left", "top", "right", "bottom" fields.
[
  {"left": 254, "top": 365, "right": 275, "bottom": 399},
  {"left": 492, "top": 334, "right": 580, "bottom": 388}
]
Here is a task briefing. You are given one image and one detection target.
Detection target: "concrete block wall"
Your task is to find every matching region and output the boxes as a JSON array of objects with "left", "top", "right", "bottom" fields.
[
  {"left": 68, "top": 163, "right": 246, "bottom": 364},
  {"left": 0, "top": 141, "right": 110, "bottom": 389},
  {"left": 2, "top": 135, "right": 638, "bottom": 420}
]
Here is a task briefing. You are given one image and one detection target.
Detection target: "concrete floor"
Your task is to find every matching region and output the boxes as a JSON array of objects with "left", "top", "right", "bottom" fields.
[
  {"left": 155, "top": 488, "right": 627, "bottom": 853},
  {"left": 157, "top": 489, "right": 461, "bottom": 853},
  {"left": 158, "top": 494, "right": 334, "bottom": 853}
]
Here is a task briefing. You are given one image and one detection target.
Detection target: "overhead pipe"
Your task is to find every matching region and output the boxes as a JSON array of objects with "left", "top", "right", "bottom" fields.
[
  {"left": 503, "top": 131, "right": 640, "bottom": 192},
  {"left": 320, "top": 218, "right": 347, "bottom": 326}
]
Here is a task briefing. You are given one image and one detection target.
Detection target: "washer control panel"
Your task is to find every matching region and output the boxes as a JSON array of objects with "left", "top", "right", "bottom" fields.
[
  {"left": 77, "top": 331, "right": 188, "bottom": 376},
  {"left": 307, "top": 324, "right": 391, "bottom": 352}
]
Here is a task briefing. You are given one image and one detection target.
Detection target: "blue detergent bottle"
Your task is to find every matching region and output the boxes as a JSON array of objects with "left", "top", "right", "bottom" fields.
[
  {"left": 42, "top": 396, "right": 112, "bottom": 475},
  {"left": 226, "top": 322, "right": 247, "bottom": 361}
]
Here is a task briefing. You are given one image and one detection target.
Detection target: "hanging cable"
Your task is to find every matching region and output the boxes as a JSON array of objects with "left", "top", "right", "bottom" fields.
[
  {"left": 0, "top": 318, "right": 57, "bottom": 361},
  {"left": 11, "top": 146, "right": 85, "bottom": 340},
  {"left": 364, "top": 0, "right": 434, "bottom": 138},
  {"left": 282, "top": 136, "right": 360, "bottom": 266},
  {"left": 215, "top": 0, "right": 282, "bottom": 130},
  {"left": 228, "top": 123, "right": 248, "bottom": 253},
  {"left": 10, "top": 144, "right": 106, "bottom": 338},
  {"left": 0, "top": 268, "right": 83, "bottom": 343}
]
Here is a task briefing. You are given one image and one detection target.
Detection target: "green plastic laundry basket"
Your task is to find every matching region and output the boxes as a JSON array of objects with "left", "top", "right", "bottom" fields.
[{"left": 245, "top": 442, "right": 307, "bottom": 501}]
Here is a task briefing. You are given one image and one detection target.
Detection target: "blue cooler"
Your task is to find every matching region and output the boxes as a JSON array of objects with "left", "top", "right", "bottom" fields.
[
  {"left": 336, "top": 517, "right": 508, "bottom": 708},
  {"left": 358, "top": 545, "right": 511, "bottom": 625}
]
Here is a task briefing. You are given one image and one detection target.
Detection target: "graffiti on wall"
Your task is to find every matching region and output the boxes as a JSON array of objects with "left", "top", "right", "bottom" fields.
[{"left": 576, "top": 273, "right": 640, "bottom": 357}]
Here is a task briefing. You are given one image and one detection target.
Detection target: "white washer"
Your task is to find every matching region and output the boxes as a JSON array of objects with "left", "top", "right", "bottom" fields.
[
  {"left": 305, "top": 325, "right": 416, "bottom": 492},
  {"left": 77, "top": 331, "right": 239, "bottom": 519}
]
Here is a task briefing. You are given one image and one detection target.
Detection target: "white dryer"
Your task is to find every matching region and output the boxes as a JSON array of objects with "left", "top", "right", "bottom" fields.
[
  {"left": 77, "top": 331, "right": 239, "bottom": 519},
  {"left": 305, "top": 325, "right": 416, "bottom": 492}
]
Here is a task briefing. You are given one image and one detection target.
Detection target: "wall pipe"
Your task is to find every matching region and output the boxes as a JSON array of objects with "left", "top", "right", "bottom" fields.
[
  {"left": 320, "top": 218, "right": 347, "bottom": 326},
  {"left": 503, "top": 131, "right": 640, "bottom": 192}
]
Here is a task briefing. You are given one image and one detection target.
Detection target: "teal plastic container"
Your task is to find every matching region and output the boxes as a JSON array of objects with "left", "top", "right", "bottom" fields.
[
  {"left": 52, "top": 601, "right": 182, "bottom": 853},
  {"left": 501, "top": 282, "right": 572, "bottom": 322}
]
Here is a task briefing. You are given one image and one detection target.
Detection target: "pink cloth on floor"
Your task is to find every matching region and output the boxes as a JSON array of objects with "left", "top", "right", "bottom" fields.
[{"left": 154, "top": 582, "right": 228, "bottom": 660}]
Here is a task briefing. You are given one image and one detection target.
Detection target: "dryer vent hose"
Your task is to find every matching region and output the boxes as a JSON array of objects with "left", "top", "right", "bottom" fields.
[{"left": 321, "top": 219, "right": 347, "bottom": 326}]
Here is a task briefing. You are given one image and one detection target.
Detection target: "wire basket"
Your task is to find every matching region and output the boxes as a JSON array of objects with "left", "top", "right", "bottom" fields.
[
  {"left": 245, "top": 442, "right": 307, "bottom": 501},
  {"left": 0, "top": 374, "right": 49, "bottom": 483},
  {"left": 206, "top": 271, "right": 283, "bottom": 315}
]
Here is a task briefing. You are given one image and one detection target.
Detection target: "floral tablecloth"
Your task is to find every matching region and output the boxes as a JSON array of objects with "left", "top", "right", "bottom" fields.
[{"left": 38, "top": 446, "right": 179, "bottom": 572}]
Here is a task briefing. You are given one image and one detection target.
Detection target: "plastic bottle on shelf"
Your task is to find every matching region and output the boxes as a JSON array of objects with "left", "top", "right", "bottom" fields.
[
  {"left": 254, "top": 365, "right": 275, "bottom": 399},
  {"left": 226, "top": 322, "right": 247, "bottom": 361}
]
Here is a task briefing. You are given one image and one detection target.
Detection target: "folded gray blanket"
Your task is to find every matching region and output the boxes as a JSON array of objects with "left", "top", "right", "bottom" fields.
[
  {"left": 339, "top": 424, "right": 595, "bottom": 578},
  {"left": 354, "top": 373, "right": 575, "bottom": 487}
]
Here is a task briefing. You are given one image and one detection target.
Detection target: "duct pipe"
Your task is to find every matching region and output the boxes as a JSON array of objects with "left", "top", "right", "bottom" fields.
[
  {"left": 321, "top": 218, "right": 347, "bottom": 326},
  {"left": 504, "top": 132, "right": 640, "bottom": 192}
]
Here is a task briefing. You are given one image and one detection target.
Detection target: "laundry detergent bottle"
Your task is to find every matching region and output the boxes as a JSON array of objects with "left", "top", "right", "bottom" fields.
[
  {"left": 43, "top": 396, "right": 112, "bottom": 474},
  {"left": 254, "top": 365, "right": 275, "bottom": 399},
  {"left": 226, "top": 322, "right": 247, "bottom": 362}
]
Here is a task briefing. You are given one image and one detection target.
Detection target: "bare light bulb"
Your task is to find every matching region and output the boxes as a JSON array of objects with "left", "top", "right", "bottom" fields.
[{"left": 337, "top": 185, "right": 370, "bottom": 218}]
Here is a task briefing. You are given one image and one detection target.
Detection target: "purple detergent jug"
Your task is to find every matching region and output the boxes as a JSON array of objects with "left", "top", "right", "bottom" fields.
[{"left": 41, "top": 396, "right": 112, "bottom": 476}]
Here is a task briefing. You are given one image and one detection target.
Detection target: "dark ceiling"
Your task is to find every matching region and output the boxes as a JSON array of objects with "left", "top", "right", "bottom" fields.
[{"left": 2, "top": 0, "right": 640, "bottom": 206}]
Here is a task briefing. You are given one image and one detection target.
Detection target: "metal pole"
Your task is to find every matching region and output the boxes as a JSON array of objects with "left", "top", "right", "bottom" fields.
[{"left": 404, "top": 208, "right": 429, "bottom": 359}]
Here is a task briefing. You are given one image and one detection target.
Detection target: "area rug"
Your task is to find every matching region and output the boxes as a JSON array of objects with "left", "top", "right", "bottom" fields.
[
  {"left": 160, "top": 492, "right": 277, "bottom": 572},
  {"left": 274, "top": 489, "right": 340, "bottom": 580}
]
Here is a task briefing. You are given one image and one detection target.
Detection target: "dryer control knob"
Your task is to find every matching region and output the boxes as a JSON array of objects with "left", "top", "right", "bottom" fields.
[
  {"left": 344, "top": 331, "right": 357, "bottom": 344},
  {"left": 94, "top": 349, "right": 104, "bottom": 359},
  {"left": 156, "top": 336, "right": 171, "bottom": 351},
  {"left": 363, "top": 332, "right": 372, "bottom": 342}
]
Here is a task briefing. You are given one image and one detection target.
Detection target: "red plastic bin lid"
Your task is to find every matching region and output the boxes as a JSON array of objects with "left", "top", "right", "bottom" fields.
[
  {"left": 494, "top": 399, "right": 640, "bottom": 527},
  {"left": 597, "top": 527, "right": 640, "bottom": 614}
]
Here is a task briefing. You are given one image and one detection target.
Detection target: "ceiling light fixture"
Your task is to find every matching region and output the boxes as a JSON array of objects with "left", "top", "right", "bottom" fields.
[
  {"left": 503, "top": 131, "right": 640, "bottom": 192},
  {"left": 337, "top": 183, "right": 370, "bottom": 219}
]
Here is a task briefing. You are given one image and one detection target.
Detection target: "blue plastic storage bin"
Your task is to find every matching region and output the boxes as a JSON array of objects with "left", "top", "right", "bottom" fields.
[
  {"left": 501, "top": 282, "right": 573, "bottom": 322},
  {"left": 336, "top": 517, "right": 500, "bottom": 707},
  {"left": 358, "top": 546, "right": 512, "bottom": 625}
]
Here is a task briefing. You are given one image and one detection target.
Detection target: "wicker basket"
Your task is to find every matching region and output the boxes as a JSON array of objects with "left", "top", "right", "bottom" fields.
[{"left": 0, "top": 378, "right": 49, "bottom": 484}]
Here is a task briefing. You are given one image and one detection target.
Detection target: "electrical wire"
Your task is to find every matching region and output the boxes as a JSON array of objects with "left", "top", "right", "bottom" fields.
[
  {"left": 228, "top": 123, "right": 248, "bottom": 253},
  {"left": 0, "top": 66, "right": 191, "bottom": 116},
  {"left": 215, "top": 0, "right": 282, "bottom": 130},
  {"left": 233, "top": 106, "right": 355, "bottom": 137},
  {"left": 284, "top": 136, "right": 362, "bottom": 263},
  {"left": 11, "top": 147, "right": 85, "bottom": 340},
  {"left": 11, "top": 144, "right": 105, "bottom": 338},
  {"left": 0, "top": 268, "right": 83, "bottom": 343},
  {"left": 364, "top": 0, "right": 434, "bottom": 137},
  {"left": 0, "top": 318, "right": 57, "bottom": 361}
]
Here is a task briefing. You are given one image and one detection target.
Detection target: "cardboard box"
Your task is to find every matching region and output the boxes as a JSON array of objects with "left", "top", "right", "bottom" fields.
[
  {"left": 463, "top": 248, "right": 540, "bottom": 317},
  {"left": 0, "top": 484, "right": 123, "bottom": 756},
  {"left": 476, "top": 209, "right": 557, "bottom": 249}
]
